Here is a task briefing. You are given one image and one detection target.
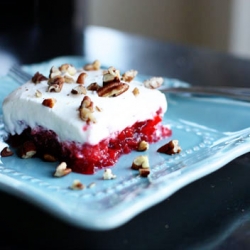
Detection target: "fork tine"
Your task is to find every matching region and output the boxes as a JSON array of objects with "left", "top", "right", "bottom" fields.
[{"left": 7, "top": 64, "right": 32, "bottom": 84}]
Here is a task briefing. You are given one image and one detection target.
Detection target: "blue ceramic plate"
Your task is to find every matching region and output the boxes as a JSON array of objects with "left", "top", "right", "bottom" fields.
[{"left": 0, "top": 56, "right": 250, "bottom": 230}]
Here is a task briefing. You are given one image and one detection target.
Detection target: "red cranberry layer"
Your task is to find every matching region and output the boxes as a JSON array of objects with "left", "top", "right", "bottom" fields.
[{"left": 9, "top": 113, "right": 171, "bottom": 174}]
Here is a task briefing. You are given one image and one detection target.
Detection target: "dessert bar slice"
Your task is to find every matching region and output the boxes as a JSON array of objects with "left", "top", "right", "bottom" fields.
[{"left": 2, "top": 61, "right": 171, "bottom": 174}]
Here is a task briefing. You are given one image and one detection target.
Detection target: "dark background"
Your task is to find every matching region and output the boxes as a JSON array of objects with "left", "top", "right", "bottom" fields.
[{"left": 0, "top": 0, "right": 84, "bottom": 64}]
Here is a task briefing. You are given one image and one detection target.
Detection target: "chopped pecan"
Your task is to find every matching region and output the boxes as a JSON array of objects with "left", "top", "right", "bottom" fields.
[
  {"left": 31, "top": 72, "right": 48, "bottom": 84},
  {"left": 97, "top": 82, "right": 129, "bottom": 97},
  {"left": 103, "top": 67, "right": 121, "bottom": 85},
  {"left": 48, "top": 76, "right": 64, "bottom": 92},
  {"left": 122, "top": 69, "right": 138, "bottom": 82},
  {"left": 20, "top": 141, "right": 37, "bottom": 159},
  {"left": 132, "top": 87, "right": 140, "bottom": 96},
  {"left": 137, "top": 140, "right": 149, "bottom": 151},
  {"left": 42, "top": 98, "right": 56, "bottom": 108},
  {"left": 131, "top": 155, "right": 150, "bottom": 170},
  {"left": 87, "top": 82, "right": 101, "bottom": 91},
  {"left": 83, "top": 60, "right": 101, "bottom": 71},
  {"left": 1, "top": 147, "right": 14, "bottom": 157},
  {"left": 54, "top": 162, "right": 72, "bottom": 177},
  {"left": 76, "top": 72, "right": 87, "bottom": 84},
  {"left": 139, "top": 168, "right": 150, "bottom": 177},
  {"left": 103, "top": 169, "right": 116, "bottom": 180},
  {"left": 64, "top": 75, "right": 75, "bottom": 83},
  {"left": 80, "top": 96, "right": 94, "bottom": 112},
  {"left": 71, "top": 85, "right": 87, "bottom": 95},
  {"left": 79, "top": 108, "right": 96, "bottom": 123},
  {"left": 59, "top": 64, "right": 77, "bottom": 75},
  {"left": 70, "top": 180, "right": 85, "bottom": 190},
  {"left": 49, "top": 66, "right": 61, "bottom": 79},
  {"left": 144, "top": 77, "right": 164, "bottom": 89},
  {"left": 157, "top": 140, "right": 181, "bottom": 155}
]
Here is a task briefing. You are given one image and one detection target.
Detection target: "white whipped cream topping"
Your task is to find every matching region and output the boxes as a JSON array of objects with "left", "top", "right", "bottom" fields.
[{"left": 2, "top": 69, "right": 167, "bottom": 145}]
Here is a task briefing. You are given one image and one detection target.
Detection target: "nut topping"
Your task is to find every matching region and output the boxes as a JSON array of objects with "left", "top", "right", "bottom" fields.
[
  {"left": 83, "top": 60, "right": 101, "bottom": 71},
  {"left": 97, "top": 82, "right": 129, "bottom": 97},
  {"left": 71, "top": 85, "right": 87, "bottom": 95},
  {"left": 1, "top": 147, "right": 14, "bottom": 157},
  {"left": 131, "top": 155, "right": 150, "bottom": 170},
  {"left": 137, "top": 140, "right": 149, "bottom": 151},
  {"left": 79, "top": 108, "right": 96, "bottom": 123},
  {"left": 103, "top": 67, "right": 121, "bottom": 85},
  {"left": 70, "top": 180, "right": 85, "bottom": 190},
  {"left": 79, "top": 96, "right": 96, "bottom": 123},
  {"left": 157, "top": 140, "right": 181, "bottom": 155},
  {"left": 103, "top": 169, "right": 116, "bottom": 180},
  {"left": 54, "top": 162, "right": 72, "bottom": 177},
  {"left": 76, "top": 72, "right": 87, "bottom": 84},
  {"left": 144, "top": 77, "right": 164, "bottom": 89},
  {"left": 64, "top": 75, "right": 75, "bottom": 83},
  {"left": 122, "top": 69, "right": 138, "bottom": 82},
  {"left": 59, "top": 64, "right": 77, "bottom": 75},
  {"left": 139, "top": 168, "right": 150, "bottom": 177},
  {"left": 87, "top": 82, "right": 101, "bottom": 91},
  {"left": 48, "top": 76, "right": 64, "bottom": 92},
  {"left": 132, "top": 87, "right": 140, "bottom": 96},
  {"left": 80, "top": 96, "right": 94, "bottom": 112},
  {"left": 31, "top": 72, "right": 48, "bottom": 84},
  {"left": 42, "top": 98, "right": 56, "bottom": 108},
  {"left": 49, "top": 66, "right": 61, "bottom": 79},
  {"left": 20, "top": 141, "right": 37, "bottom": 159}
]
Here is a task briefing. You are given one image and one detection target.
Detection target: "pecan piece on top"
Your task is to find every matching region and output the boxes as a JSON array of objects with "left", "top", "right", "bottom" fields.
[
  {"left": 83, "top": 60, "right": 101, "bottom": 71},
  {"left": 71, "top": 85, "right": 87, "bottom": 95},
  {"left": 80, "top": 96, "right": 94, "bottom": 112},
  {"left": 132, "top": 87, "right": 140, "bottom": 96},
  {"left": 42, "top": 98, "right": 57, "bottom": 108},
  {"left": 122, "top": 69, "right": 138, "bottom": 83},
  {"left": 103, "top": 66, "right": 121, "bottom": 85},
  {"left": 49, "top": 66, "right": 61, "bottom": 79},
  {"left": 76, "top": 72, "right": 87, "bottom": 84},
  {"left": 59, "top": 64, "right": 77, "bottom": 75},
  {"left": 64, "top": 75, "right": 75, "bottom": 83},
  {"left": 87, "top": 82, "right": 101, "bottom": 91},
  {"left": 157, "top": 140, "right": 181, "bottom": 155},
  {"left": 103, "top": 169, "right": 116, "bottom": 180},
  {"left": 79, "top": 96, "right": 96, "bottom": 123},
  {"left": 144, "top": 77, "right": 164, "bottom": 89},
  {"left": 97, "top": 82, "right": 129, "bottom": 97},
  {"left": 31, "top": 72, "right": 48, "bottom": 84},
  {"left": 48, "top": 76, "right": 65, "bottom": 92}
]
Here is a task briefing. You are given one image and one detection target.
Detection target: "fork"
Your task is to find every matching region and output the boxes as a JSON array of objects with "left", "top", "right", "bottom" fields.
[
  {"left": 161, "top": 85, "right": 250, "bottom": 102},
  {"left": 7, "top": 64, "right": 32, "bottom": 84},
  {"left": 7, "top": 64, "right": 250, "bottom": 101}
]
